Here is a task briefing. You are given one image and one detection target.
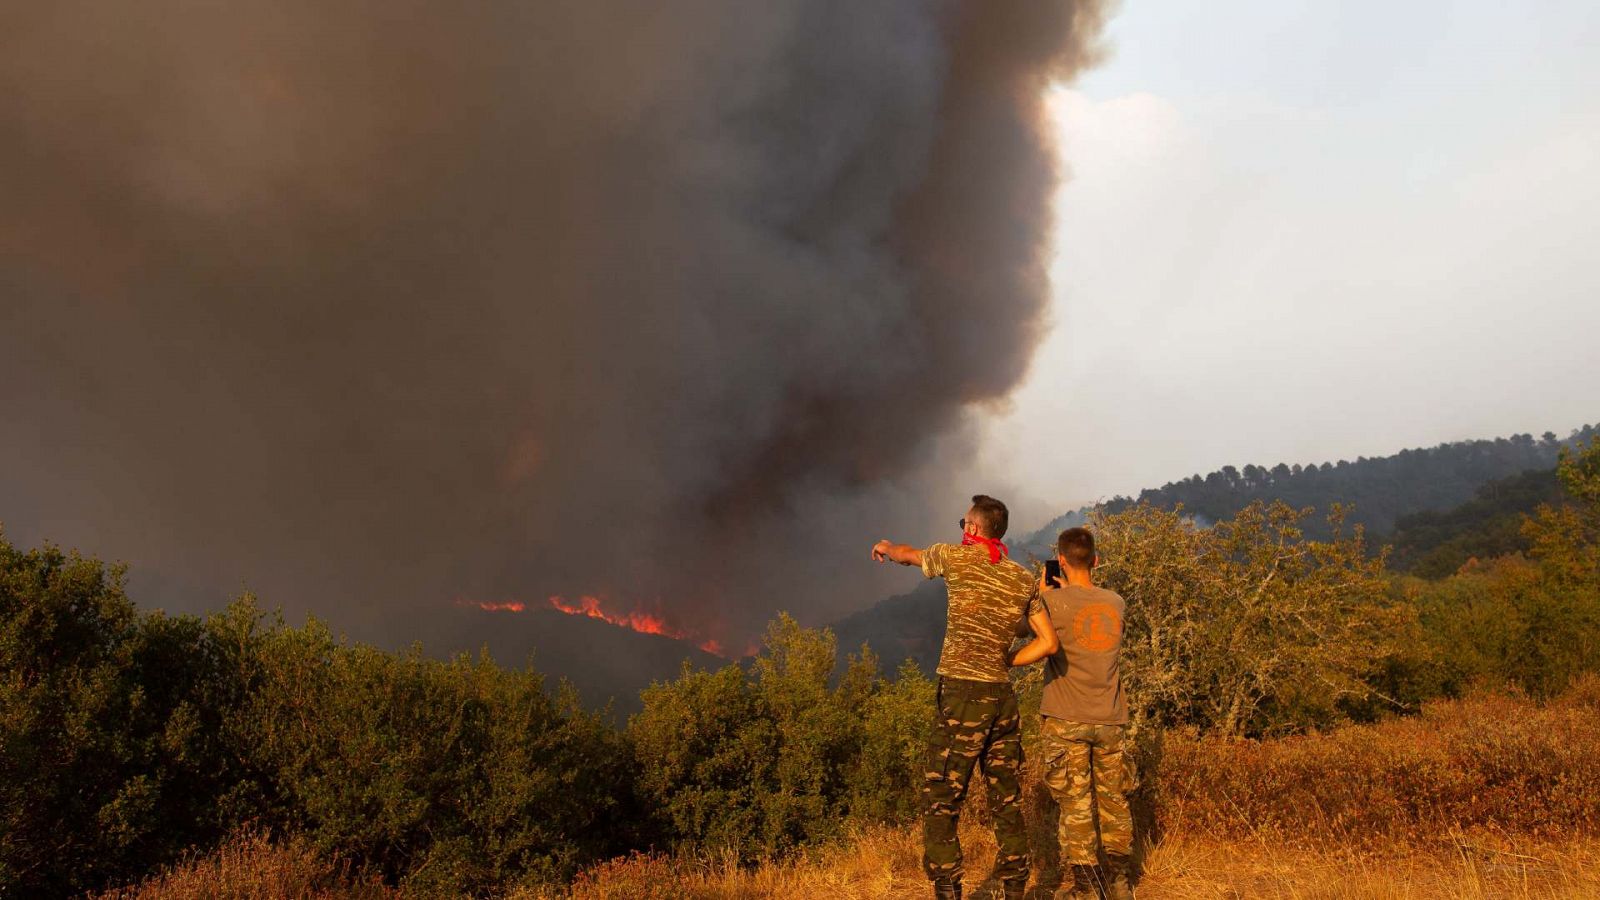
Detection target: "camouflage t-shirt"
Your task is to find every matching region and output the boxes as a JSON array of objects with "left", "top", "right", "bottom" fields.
[{"left": 922, "top": 542, "right": 1042, "bottom": 684}]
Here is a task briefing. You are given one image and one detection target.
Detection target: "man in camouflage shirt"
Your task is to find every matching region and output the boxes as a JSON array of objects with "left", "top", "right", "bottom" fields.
[{"left": 873, "top": 494, "right": 1057, "bottom": 900}]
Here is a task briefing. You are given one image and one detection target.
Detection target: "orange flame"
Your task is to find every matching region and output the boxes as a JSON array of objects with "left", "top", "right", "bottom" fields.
[
  {"left": 458, "top": 593, "right": 737, "bottom": 658},
  {"left": 546, "top": 595, "right": 679, "bottom": 636}
]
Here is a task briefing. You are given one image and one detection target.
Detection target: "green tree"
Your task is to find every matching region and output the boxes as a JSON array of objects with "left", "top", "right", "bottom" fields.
[
  {"left": 1399, "top": 437, "right": 1600, "bottom": 701},
  {"left": 227, "top": 606, "right": 635, "bottom": 892},
  {"left": 0, "top": 534, "right": 244, "bottom": 896},
  {"left": 0, "top": 529, "right": 638, "bottom": 896},
  {"left": 629, "top": 614, "right": 929, "bottom": 859},
  {"left": 847, "top": 659, "right": 933, "bottom": 823},
  {"left": 1515, "top": 436, "right": 1600, "bottom": 695},
  {"left": 1092, "top": 501, "right": 1410, "bottom": 736}
]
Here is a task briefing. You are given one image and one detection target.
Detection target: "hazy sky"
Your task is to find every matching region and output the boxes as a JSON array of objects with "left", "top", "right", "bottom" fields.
[{"left": 976, "top": 0, "right": 1600, "bottom": 528}]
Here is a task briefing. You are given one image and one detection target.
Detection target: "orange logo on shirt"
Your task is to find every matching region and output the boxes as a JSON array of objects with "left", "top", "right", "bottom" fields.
[{"left": 1071, "top": 603, "right": 1121, "bottom": 651}]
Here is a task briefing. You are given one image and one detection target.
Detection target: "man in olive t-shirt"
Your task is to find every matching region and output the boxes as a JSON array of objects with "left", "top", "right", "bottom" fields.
[
  {"left": 1039, "top": 526, "right": 1135, "bottom": 900},
  {"left": 872, "top": 494, "right": 1056, "bottom": 900}
]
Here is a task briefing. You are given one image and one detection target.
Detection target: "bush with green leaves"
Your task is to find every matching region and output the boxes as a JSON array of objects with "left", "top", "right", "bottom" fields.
[
  {"left": 628, "top": 614, "right": 931, "bottom": 859},
  {"left": 1397, "top": 436, "right": 1600, "bottom": 701},
  {"left": 0, "top": 538, "right": 248, "bottom": 896},
  {"left": 1090, "top": 500, "right": 1410, "bottom": 737},
  {"left": 0, "top": 531, "right": 636, "bottom": 897},
  {"left": 226, "top": 608, "right": 637, "bottom": 894}
]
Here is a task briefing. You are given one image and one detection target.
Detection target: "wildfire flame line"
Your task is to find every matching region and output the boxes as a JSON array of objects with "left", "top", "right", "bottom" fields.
[{"left": 455, "top": 594, "right": 728, "bottom": 656}]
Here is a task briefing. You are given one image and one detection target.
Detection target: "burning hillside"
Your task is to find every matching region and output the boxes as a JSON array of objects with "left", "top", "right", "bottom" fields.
[{"left": 458, "top": 595, "right": 734, "bottom": 657}]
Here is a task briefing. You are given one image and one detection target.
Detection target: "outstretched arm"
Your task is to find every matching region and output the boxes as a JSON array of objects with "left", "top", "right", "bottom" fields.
[
  {"left": 871, "top": 540, "right": 923, "bottom": 567},
  {"left": 1010, "top": 608, "right": 1059, "bottom": 667}
]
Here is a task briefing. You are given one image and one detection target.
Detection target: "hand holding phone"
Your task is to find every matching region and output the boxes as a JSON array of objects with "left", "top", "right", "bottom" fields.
[{"left": 1043, "top": 559, "right": 1063, "bottom": 589}]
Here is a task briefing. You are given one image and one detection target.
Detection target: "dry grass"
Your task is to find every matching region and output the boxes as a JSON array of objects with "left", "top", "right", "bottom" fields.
[
  {"left": 92, "top": 831, "right": 391, "bottom": 900},
  {"left": 100, "top": 822, "right": 1600, "bottom": 899},
  {"left": 518, "top": 826, "right": 925, "bottom": 900},
  {"left": 1152, "top": 679, "right": 1600, "bottom": 849},
  {"left": 517, "top": 819, "right": 1600, "bottom": 899},
  {"left": 1132, "top": 831, "right": 1600, "bottom": 899}
]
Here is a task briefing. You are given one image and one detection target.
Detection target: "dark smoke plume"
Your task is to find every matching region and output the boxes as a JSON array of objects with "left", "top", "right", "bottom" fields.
[{"left": 0, "top": 1, "right": 1109, "bottom": 648}]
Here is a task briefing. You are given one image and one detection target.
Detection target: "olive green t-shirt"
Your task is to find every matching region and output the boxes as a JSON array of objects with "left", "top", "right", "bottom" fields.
[
  {"left": 922, "top": 542, "right": 1042, "bottom": 684},
  {"left": 1039, "top": 583, "right": 1128, "bottom": 725}
]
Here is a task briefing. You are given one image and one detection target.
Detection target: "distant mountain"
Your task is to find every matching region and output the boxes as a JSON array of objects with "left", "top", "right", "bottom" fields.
[
  {"left": 1101, "top": 426, "right": 1594, "bottom": 538},
  {"left": 831, "top": 423, "right": 1598, "bottom": 675},
  {"left": 424, "top": 608, "right": 724, "bottom": 720},
  {"left": 1010, "top": 506, "right": 1090, "bottom": 562},
  {"left": 830, "top": 580, "right": 948, "bottom": 675}
]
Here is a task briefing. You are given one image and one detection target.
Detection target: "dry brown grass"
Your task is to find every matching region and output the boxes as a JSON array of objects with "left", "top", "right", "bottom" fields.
[
  {"left": 99, "top": 822, "right": 1600, "bottom": 899},
  {"left": 516, "top": 826, "right": 925, "bottom": 900},
  {"left": 1151, "top": 679, "right": 1600, "bottom": 850},
  {"left": 519, "top": 820, "right": 1600, "bottom": 899},
  {"left": 1130, "top": 831, "right": 1600, "bottom": 899},
  {"left": 92, "top": 831, "right": 392, "bottom": 900}
]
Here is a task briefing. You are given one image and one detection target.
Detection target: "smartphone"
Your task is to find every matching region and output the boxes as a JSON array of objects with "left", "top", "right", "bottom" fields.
[{"left": 1044, "top": 559, "right": 1063, "bottom": 589}]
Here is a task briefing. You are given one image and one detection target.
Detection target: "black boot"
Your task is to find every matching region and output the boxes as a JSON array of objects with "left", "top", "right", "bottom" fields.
[
  {"left": 932, "top": 876, "right": 963, "bottom": 900},
  {"left": 1103, "top": 854, "right": 1135, "bottom": 900},
  {"left": 1001, "top": 875, "right": 1028, "bottom": 899},
  {"left": 1055, "top": 864, "right": 1099, "bottom": 899}
]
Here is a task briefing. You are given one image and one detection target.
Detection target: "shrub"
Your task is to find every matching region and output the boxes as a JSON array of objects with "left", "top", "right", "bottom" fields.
[
  {"left": 232, "top": 612, "right": 637, "bottom": 893},
  {"left": 1391, "top": 436, "right": 1600, "bottom": 703},
  {"left": 846, "top": 660, "right": 934, "bottom": 824},
  {"left": 628, "top": 615, "right": 932, "bottom": 860},
  {"left": 0, "top": 528, "right": 637, "bottom": 897},
  {"left": 1092, "top": 500, "right": 1410, "bottom": 736},
  {"left": 92, "top": 831, "right": 392, "bottom": 900},
  {"left": 1152, "top": 678, "right": 1600, "bottom": 848},
  {"left": 0, "top": 536, "right": 245, "bottom": 895}
]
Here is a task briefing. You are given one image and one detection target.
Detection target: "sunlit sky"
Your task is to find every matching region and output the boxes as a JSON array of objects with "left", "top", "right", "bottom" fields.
[{"left": 976, "top": 0, "right": 1600, "bottom": 529}]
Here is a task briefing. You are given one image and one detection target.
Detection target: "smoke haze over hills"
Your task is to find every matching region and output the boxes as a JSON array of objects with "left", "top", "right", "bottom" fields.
[{"left": 0, "top": 2, "right": 1110, "bottom": 649}]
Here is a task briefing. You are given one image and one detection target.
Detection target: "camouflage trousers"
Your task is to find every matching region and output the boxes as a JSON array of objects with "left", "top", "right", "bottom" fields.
[
  {"left": 922, "top": 676, "right": 1029, "bottom": 883},
  {"left": 1040, "top": 716, "right": 1133, "bottom": 865}
]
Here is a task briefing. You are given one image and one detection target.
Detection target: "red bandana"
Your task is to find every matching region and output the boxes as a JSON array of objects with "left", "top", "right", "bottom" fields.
[{"left": 961, "top": 531, "right": 1008, "bottom": 564}]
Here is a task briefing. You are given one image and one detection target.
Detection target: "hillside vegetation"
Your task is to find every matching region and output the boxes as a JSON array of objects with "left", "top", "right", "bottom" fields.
[
  {"left": 1102, "top": 425, "right": 1596, "bottom": 536},
  {"left": 5, "top": 436, "right": 1599, "bottom": 897},
  {"left": 100, "top": 685, "right": 1600, "bottom": 899},
  {"left": 1387, "top": 466, "right": 1566, "bottom": 576}
]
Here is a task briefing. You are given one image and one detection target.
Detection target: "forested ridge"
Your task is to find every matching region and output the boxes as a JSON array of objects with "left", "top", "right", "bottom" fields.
[
  {"left": 1387, "top": 466, "right": 1567, "bottom": 576},
  {"left": 1101, "top": 424, "right": 1598, "bottom": 536}
]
